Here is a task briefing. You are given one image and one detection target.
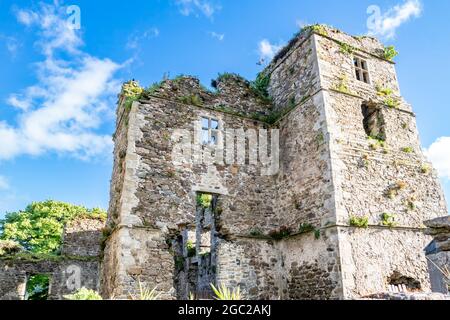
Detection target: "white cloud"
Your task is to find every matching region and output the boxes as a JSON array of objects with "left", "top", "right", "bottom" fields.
[
  {"left": 0, "top": 34, "right": 21, "bottom": 56},
  {"left": 258, "top": 39, "right": 284, "bottom": 63},
  {"left": 1, "top": 2, "right": 122, "bottom": 161},
  {"left": 367, "top": 0, "right": 422, "bottom": 39},
  {"left": 176, "top": 0, "right": 220, "bottom": 19},
  {"left": 425, "top": 137, "right": 450, "bottom": 180},
  {"left": 126, "top": 28, "right": 160, "bottom": 50},
  {"left": 0, "top": 176, "right": 9, "bottom": 190},
  {"left": 15, "top": 9, "right": 39, "bottom": 26},
  {"left": 7, "top": 95, "right": 31, "bottom": 111},
  {"left": 209, "top": 31, "right": 224, "bottom": 41},
  {"left": 296, "top": 20, "right": 308, "bottom": 29}
]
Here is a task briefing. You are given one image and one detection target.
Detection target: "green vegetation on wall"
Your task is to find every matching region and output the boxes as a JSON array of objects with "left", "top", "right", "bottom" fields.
[
  {"left": 383, "top": 46, "right": 399, "bottom": 61},
  {"left": 251, "top": 72, "right": 272, "bottom": 103},
  {"left": 349, "top": 215, "right": 369, "bottom": 228}
]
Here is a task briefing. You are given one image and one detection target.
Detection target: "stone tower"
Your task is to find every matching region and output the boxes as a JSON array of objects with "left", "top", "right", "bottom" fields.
[{"left": 100, "top": 25, "right": 448, "bottom": 299}]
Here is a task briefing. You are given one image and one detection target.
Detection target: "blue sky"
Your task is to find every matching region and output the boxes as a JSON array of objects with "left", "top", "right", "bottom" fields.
[{"left": 0, "top": 0, "right": 449, "bottom": 216}]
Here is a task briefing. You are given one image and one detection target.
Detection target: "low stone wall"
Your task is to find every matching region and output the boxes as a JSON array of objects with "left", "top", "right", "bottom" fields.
[
  {"left": 62, "top": 219, "right": 105, "bottom": 257},
  {"left": 0, "top": 218, "right": 104, "bottom": 300},
  {"left": 364, "top": 292, "right": 450, "bottom": 300},
  {"left": 425, "top": 216, "right": 450, "bottom": 294},
  {"left": 0, "top": 257, "right": 99, "bottom": 300}
]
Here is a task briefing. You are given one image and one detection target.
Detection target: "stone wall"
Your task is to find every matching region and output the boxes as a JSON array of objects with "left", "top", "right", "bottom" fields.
[
  {"left": 62, "top": 219, "right": 105, "bottom": 257},
  {"left": 0, "top": 258, "right": 99, "bottom": 300},
  {"left": 313, "top": 26, "right": 448, "bottom": 298},
  {"left": 425, "top": 216, "right": 450, "bottom": 294},
  {"left": 265, "top": 29, "right": 321, "bottom": 113},
  {"left": 0, "top": 218, "right": 103, "bottom": 300},
  {"left": 101, "top": 77, "right": 280, "bottom": 299},
  {"left": 102, "top": 25, "right": 448, "bottom": 300}
]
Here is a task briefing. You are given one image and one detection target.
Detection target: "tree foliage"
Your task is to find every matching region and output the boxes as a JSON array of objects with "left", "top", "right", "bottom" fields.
[
  {"left": 25, "top": 274, "right": 50, "bottom": 300},
  {"left": 0, "top": 200, "right": 106, "bottom": 254}
]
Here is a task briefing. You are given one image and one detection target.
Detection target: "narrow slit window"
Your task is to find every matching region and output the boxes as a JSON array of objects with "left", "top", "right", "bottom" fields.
[
  {"left": 200, "top": 117, "right": 219, "bottom": 145},
  {"left": 353, "top": 56, "right": 370, "bottom": 84}
]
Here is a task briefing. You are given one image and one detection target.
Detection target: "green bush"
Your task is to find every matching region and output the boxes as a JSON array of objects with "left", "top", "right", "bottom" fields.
[
  {"left": 383, "top": 46, "right": 399, "bottom": 61},
  {"left": 64, "top": 287, "right": 103, "bottom": 300},
  {"left": 122, "top": 80, "right": 143, "bottom": 98},
  {"left": 303, "top": 24, "right": 328, "bottom": 36},
  {"left": 381, "top": 213, "right": 396, "bottom": 228},
  {"left": 251, "top": 73, "right": 272, "bottom": 102},
  {"left": 384, "top": 97, "right": 400, "bottom": 108},
  {"left": 402, "top": 147, "right": 414, "bottom": 154},
  {"left": 0, "top": 200, "right": 106, "bottom": 254},
  {"left": 349, "top": 215, "right": 369, "bottom": 228},
  {"left": 376, "top": 85, "right": 394, "bottom": 97}
]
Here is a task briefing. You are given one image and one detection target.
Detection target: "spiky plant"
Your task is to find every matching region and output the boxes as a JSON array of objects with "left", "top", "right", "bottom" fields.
[
  {"left": 129, "top": 280, "right": 161, "bottom": 300},
  {"left": 210, "top": 283, "right": 242, "bottom": 300}
]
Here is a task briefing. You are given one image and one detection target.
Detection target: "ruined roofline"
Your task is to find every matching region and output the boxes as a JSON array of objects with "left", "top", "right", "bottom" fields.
[{"left": 261, "top": 24, "right": 394, "bottom": 77}]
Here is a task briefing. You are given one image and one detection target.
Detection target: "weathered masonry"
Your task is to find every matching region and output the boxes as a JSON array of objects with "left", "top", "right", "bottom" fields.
[
  {"left": 0, "top": 219, "right": 103, "bottom": 300},
  {"left": 101, "top": 25, "right": 448, "bottom": 299}
]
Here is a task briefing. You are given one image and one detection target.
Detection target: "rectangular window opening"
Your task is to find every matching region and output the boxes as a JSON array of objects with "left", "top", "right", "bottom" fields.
[
  {"left": 354, "top": 56, "right": 370, "bottom": 84},
  {"left": 200, "top": 117, "right": 219, "bottom": 146},
  {"left": 25, "top": 274, "right": 50, "bottom": 300}
]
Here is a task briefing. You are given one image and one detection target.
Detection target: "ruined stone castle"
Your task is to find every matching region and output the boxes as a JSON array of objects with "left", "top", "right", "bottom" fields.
[
  {"left": 99, "top": 25, "right": 448, "bottom": 300},
  {"left": 1, "top": 25, "right": 449, "bottom": 300}
]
